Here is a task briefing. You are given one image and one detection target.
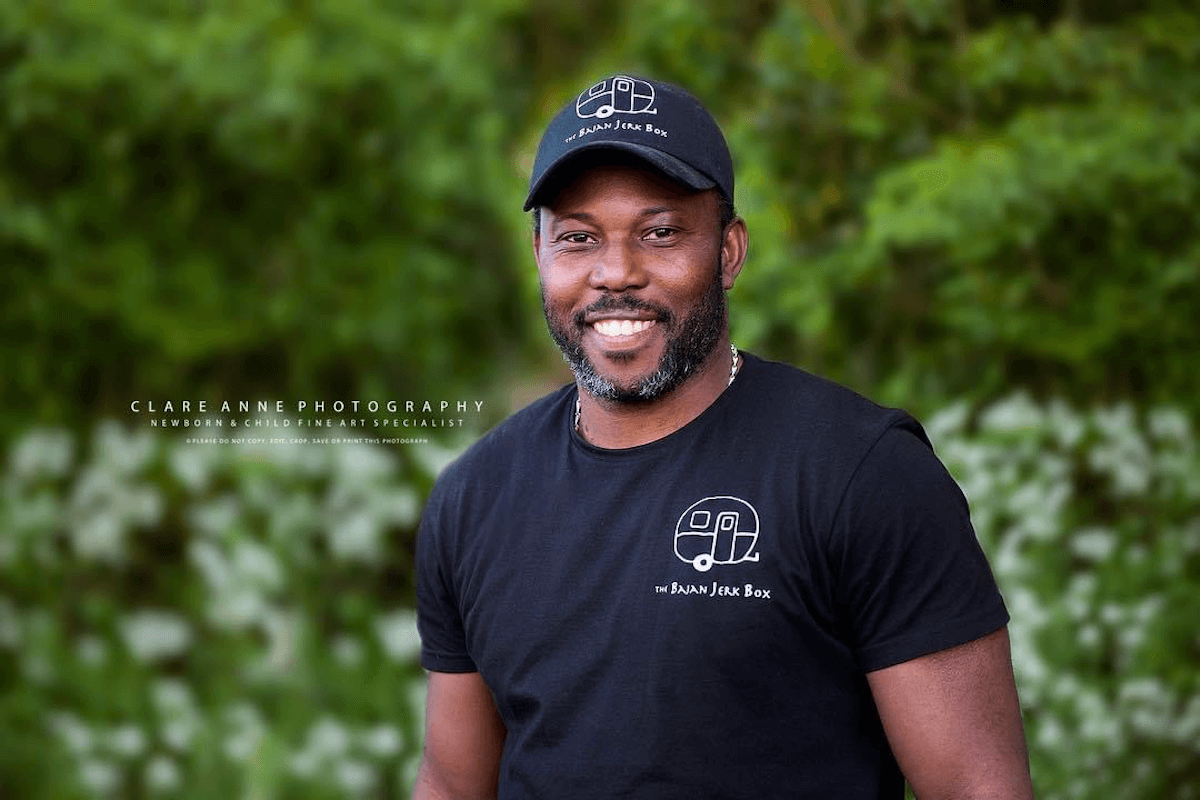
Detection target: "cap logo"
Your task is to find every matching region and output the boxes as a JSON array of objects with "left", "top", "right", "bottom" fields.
[{"left": 576, "top": 76, "right": 658, "bottom": 120}]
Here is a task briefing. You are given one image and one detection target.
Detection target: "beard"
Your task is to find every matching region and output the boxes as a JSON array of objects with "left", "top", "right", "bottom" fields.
[{"left": 542, "top": 260, "right": 727, "bottom": 404}]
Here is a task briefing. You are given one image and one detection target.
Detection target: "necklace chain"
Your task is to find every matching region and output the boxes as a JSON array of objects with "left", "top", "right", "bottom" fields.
[{"left": 574, "top": 343, "right": 740, "bottom": 433}]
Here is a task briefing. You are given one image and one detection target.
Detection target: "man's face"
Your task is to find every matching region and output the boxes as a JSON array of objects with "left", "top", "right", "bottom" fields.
[{"left": 534, "top": 164, "right": 743, "bottom": 403}]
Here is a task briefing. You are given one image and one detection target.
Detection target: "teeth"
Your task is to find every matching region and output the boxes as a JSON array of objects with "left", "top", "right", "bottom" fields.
[{"left": 594, "top": 319, "right": 655, "bottom": 337}]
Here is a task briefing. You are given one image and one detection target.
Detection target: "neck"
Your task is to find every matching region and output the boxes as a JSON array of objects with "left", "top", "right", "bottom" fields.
[{"left": 575, "top": 339, "right": 740, "bottom": 449}]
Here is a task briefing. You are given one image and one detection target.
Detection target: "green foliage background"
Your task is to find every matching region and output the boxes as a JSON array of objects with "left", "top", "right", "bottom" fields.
[{"left": 1, "top": 0, "right": 1197, "bottom": 797}]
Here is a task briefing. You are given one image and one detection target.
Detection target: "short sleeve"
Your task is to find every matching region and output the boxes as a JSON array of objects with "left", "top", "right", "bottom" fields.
[
  {"left": 415, "top": 487, "right": 478, "bottom": 673},
  {"left": 829, "top": 425, "right": 1009, "bottom": 672}
]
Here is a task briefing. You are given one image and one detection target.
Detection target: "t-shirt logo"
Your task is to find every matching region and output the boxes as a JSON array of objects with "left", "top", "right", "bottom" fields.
[
  {"left": 674, "top": 496, "right": 761, "bottom": 572},
  {"left": 576, "top": 76, "right": 658, "bottom": 119}
]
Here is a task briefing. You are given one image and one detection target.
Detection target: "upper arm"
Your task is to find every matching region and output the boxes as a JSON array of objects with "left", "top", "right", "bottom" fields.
[
  {"left": 413, "top": 671, "right": 506, "bottom": 800},
  {"left": 866, "top": 627, "right": 1035, "bottom": 799}
]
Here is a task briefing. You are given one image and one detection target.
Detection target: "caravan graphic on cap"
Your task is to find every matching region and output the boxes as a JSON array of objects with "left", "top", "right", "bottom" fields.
[
  {"left": 674, "top": 496, "right": 761, "bottom": 572},
  {"left": 576, "top": 76, "right": 658, "bottom": 119}
]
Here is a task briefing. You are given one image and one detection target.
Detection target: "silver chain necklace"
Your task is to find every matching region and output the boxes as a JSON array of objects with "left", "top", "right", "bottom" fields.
[{"left": 574, "top": 343, "right": 740, "bottom": 433}]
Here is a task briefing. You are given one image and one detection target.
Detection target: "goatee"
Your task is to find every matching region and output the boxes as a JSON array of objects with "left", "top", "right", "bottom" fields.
[{"left": 542, "top": 264, "right": 727, "bottom": 403}]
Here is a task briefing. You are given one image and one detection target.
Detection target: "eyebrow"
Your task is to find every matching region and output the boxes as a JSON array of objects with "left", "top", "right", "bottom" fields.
[
  {"left": 552, "top": 211, "right": 599, "bottom": 226},
  {"left": 550, "top": 206, "right": 679, "bottom": 228},
  {"left": 638, "top": 205, "right": 675, "bottom": 218}
]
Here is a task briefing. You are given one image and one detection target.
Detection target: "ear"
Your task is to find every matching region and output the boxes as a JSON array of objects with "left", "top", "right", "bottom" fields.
[{"left": 719, "top": 217, "right": 748, "bottom": 290}]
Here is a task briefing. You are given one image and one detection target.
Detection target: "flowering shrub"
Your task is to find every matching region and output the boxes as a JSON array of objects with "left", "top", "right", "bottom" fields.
[
  {"left": 930, "top": 396, "right": 1200, "bottom": 800},
  {"left": 1, "top": 423, "right": 456, "bottom": 799},
  {"left": 2, "top": 398, "right": 1197, "bottom": 798}
]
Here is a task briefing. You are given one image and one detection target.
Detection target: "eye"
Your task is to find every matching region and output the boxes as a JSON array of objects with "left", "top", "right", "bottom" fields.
[
  {"left": 643, "top": 227, "right": 677, "bottom": 242},
  {"left": 558, "top": 232, "right": 595, "bottom": 245}
]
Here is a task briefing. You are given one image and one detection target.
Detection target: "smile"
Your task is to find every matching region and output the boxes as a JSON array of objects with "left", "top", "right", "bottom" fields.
[{"left": 592, "top": 319, "right": 657, "bottom": 337}]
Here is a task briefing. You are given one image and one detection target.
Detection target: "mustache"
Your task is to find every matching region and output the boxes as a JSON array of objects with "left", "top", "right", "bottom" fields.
[{"left": 572, "top": 294, "right": 673, "bottom": 326}]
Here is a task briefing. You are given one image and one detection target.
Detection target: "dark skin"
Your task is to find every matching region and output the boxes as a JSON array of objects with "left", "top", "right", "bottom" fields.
[
  {"left": 535, "top": 164, "right": 748, "bottom": 448},
  {"left": 412, "top": 165, "right": 1036, "bottom": 800}
]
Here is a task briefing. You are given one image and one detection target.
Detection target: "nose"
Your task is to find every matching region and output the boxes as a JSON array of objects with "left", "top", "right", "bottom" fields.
[{"left": 589, "top": 241, "right": 647, "bottom": 292}]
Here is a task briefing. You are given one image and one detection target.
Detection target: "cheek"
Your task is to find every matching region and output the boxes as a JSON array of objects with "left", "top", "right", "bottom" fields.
[
  {"left": 539, "top": 277, "right": 577, "bottom": 324},
  {"left": 538, "top": 266, "right": 584, "bottom": 305},
  {"left": 660, "top": 259, "right": 719, "bottom": 302}
]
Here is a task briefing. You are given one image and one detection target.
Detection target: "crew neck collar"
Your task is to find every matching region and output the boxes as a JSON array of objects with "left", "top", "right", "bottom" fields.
[{"left": 568, "top": 351, "right": 756, "bottom": 458}]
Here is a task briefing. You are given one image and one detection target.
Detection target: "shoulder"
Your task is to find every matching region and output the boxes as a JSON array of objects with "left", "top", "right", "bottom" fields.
[
  {"left": 737, "top": 352, "right": 929, "bottom": 452},
  {"left": 426, "top": 383, "right": 574, "bottom": 505}
]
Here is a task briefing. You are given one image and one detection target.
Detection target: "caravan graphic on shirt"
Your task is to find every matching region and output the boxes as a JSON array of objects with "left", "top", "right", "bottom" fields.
[
  {"left": 674, "top": 496, "right": 761, "bottom": 572},
  {"left": 576, "top": 76, "right": 658, "bottom": 119}
]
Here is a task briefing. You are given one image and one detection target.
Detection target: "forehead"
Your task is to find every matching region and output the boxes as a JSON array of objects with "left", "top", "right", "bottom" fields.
[{"left": 542, "top": 163, "right": 719, "bottom": 220}]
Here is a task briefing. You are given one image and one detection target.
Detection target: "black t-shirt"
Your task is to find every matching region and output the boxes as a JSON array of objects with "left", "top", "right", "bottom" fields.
[{"left": 417, "top": 353, "right": 1008, "bottom": 799}]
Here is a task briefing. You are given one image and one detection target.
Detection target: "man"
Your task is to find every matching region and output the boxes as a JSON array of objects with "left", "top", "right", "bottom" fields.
[{"left": 414, "top": 75, "right": 1035, "bottom": 799}]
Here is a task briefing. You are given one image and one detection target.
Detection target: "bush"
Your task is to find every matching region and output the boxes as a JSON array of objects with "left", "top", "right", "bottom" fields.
[
  {"left": 0, "top": 423, "right": 469, "bottom": 799},
  {"left": 931, "top": 395, "right": 1200, "bottom": 799}
]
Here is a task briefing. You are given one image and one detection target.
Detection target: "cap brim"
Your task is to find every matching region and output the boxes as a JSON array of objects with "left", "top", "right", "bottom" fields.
[{"left": 523, "top": 141, "right": 717, "bottom": 211}]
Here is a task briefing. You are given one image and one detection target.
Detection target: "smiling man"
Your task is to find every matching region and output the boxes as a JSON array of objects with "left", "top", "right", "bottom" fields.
[{"left": 413, "top": 76, "right": 1035, "bottom": 799}]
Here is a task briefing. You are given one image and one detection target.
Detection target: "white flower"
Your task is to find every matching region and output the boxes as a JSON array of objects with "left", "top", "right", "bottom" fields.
[
  {"left": 333, "top": 635, "right": 365, "bottom": 667},
  {"left": 22, "top": 653, "right": 52, "bottom": 683},
  {"left": 360, "top": 724, "right": 404, "bottom": 758},
  {"left": 0, "top": 597, "right": 20, "bottom": 649},
  {"left": 144, "top": 754, "right": 182, "bottom": 793},
  {"left": 1077, "top": 624, "right": 1100, "bottom": 648},
  {"left": 306, "top": 717, "right": 351, "bottom": 758},
  {"left": 219, "top": 589, "right": 267, "bottom": 629},
  {"left": 375, "top": 487, "right": 420, "bottom": 528},
  {"left": 232, "top": 540, "right": 283, "bottom": 590},
  {"left": 375, "top": 609, "right": 421, "bottom": 663},
  {"left": 168, "top": 443, "right": 220, "bottom": 493},
  {"left": 70, "top": 509, "right": 126, "bottom": 564},
  {"left": 8, "top": 427, "right": 74, "bottom": 481},
  {"left": 1046, "top": 399, "right": 1085, "bottom": 448},
  {"left": 76, "top": 634, "right": 109, "bottom": 666},
  {"left": 151, "top": 678, "right": 194, "bottom": 713},
  {"left": 328, "top": 510, "right": 381, "bottom": 562},
  {"left": 399, "top": 753, "right": 422, "bottom": 793},
  {"left": 1091, "top": 402, "right": 1138, "bottom": 441},
  {"left": 1147, "top": 406, "right": 1190, "bottom": 443},
  {"left": 93, "top": 421, "right": 155, "bottom": 475},
  {"left": 108, "top": 724, "right": 147, "bottom": 759},
  {"left": 48, "top": 711, "right": 93, "bottom": 755},
  {"left": 120, "top": 610, "right": 192, "bottom": 663},
  {"left": 1076, "top": 688, "right": 1121, "bottom": 744},
  {"left": 1069, "top": 527, "right": 1117, "bottom": 562},
  {"left": 925, "top": 400, "right": 969, "bottom": 442},
  {"left": 979, "top": 393, "right": 1044, "bottom": 433},
  {"left": 408, "top": 677, "right": 429, "bottom": 733},
  {"left": 266, "top": 493, "right": 320, "bottom": 540},
  {"left": 161, "top": 719, "right": 197, "bottom": 752},
  {"left": 289, "top": 749, "right": 320, "bottom": 778},
  {"left": 189, "top": 540, "right": 278, "bottom": 630},
  {"left": 267, "top": 435, "right": 328, "bottom": 477},
  {"left": 223, "top": 703, "right": 265, "bottom": 762},
  {"left": 1036, "top": 714, "right": 1065, "bottom": 748},
  {"left": 331, "top": 443, "right": 396, "bottom": 482},
  {"left": 127, "top": 486, "right": 164, "bottom": 525},
  {"left": 1099, "top": 603, "right": 1124, "bottom": 626},
  {"left": 67, "top": 467, "right": 163, "bottom": 564},
  {"left": 186, "top": 495, "right": 242, "bottom": 539},
  {"left": 411, "top": 440, "right": 469, "bottom": 479},
  {"left": 336, "top": 759, "right": 377, "bottom": 795},
  {"left": 258, "top": 608, "right": 298, "bottom": 674},
  {"left": 152, "top": 681, "right": 200, "bottom": 753},
  {"left": 188, "top": 539, "right": 232, "bottom": 591},
  {"left": 79, "top": 757, "right": 122, "bottom": 796}
]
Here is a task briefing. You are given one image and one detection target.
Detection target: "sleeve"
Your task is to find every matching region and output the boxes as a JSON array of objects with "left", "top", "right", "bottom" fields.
[
  {"left": 415, "top": 483, "right": 479, "bottom": 673},
  {"left": 829, "top": 424, "right": 1009, "bottom": 672}
]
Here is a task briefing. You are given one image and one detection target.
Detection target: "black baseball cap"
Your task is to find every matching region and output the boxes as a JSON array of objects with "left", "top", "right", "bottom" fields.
[{"left": 523, "top": 75, "right": 734, "bottom": 211}]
